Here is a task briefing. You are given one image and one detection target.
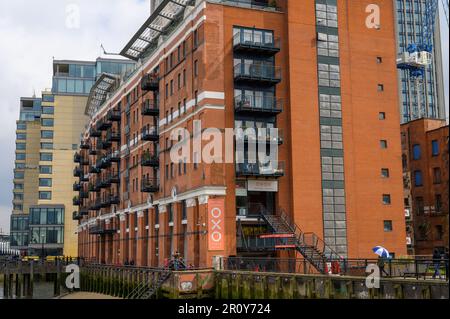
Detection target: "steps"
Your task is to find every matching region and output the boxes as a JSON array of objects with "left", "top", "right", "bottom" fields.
[
  {"left": 260, "top": 210, "right": 341, "bottom": 274},
  {"left": 126, "top": 270, "right": 171, "bottom": 299}
]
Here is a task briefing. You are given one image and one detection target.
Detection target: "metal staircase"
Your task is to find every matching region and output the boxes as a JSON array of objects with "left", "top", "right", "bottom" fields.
[
  {"left": 260, "top": 209, "right": 342, "bottom": 274},
  {"left": 126, "top": 270, "right": 171, "bottom": 299}
]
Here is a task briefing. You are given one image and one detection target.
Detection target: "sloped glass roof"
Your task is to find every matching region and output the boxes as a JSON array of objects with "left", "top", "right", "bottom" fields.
[{"left": 85, "top": 73, "right": 120, "bottom": 117}]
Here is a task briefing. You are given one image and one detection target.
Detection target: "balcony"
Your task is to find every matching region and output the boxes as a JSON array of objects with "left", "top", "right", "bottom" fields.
[
  {"left": 89, "top": 166, "right": 101, "bottom": 174},
  {"left": 101, "top": 197, "right": 110, "bottom": 208},
  {"left": 101, "top": 177, "right": 111, "bottom": 189},
  {"left": 236, "top": 127, "right": 284, "bottom": 145},
  {"left": 141, "top": 100, "right": 159, "bottom": 116},
  {"left": 89, "top": 224, "right": 117, "bottom": 235},
  {"left": 141, "top": 152, "right": 159, "bottom": 167},
  {"left": 79, "top": 191, "right": 89, "bottom": 199},
  {"left": 99, "top": 139, "right": 112, "bottom": 150},
  {"left": 109, "top": 195, "right": 120, "bottom": 205},
  {"left": 89, "top": 146, "right": 98, "bottom": 156},
  {"left": 90, "top": 199, "right": 102, "bottom": 211},
  {"left": 96, "top": 156, "right": 111, "bottom": 169},
  {"left": 107, "top": 173, "right": 120, "bottom": 184},
  {"left": 89, "top": 182, "right": 100, "bottom": 193},
  {"left": 234, "top": 95, "right": 283, "bottom": 115},
  {"left": 80, "top": 174, "right": 89, "bottom": 182},
  {"left": 142, "top": 126, "right": 159, "bottom": 142},
  {"left": 107, "top": 109, "right": 121, "bottom": 122},
  {"left": 141, "top": 73, "right": 160, "bottom": 91},
  {"left": 96, "top": 120, "right": 111, "bottom": 131},
  {"left": 80, "top": 157, "right": 89, "bottom": 166},
  {"left": 73, "top": 182, "right": 81, "bottom": 192},
  {"left": 234, "top": 63, "right": 281, "bottom": 85},
  {"left": 74, "top": 152, "right": 81, "bottom": 163},
  {"left": 237, "top": 236, "right": 277, "bottom": 252},
  {"left": 236, "top": 161, "right": 285, "bottom": 178},
  {"left": 72, "top": 211, "right": 83, "bottom": 221},
  {"left": 141, "top": 178, "right": 159, "bottom": 193},
  {"left": 89, "top": 127, "right": 101, "bottom": 138},
  {"left": 106, "top": 130, "right": 121, "bottom": 143},
  {"left": 73, "top": 196, "right": 81, "bottom": 206},
  {"left": 73, "top": 167, "right": 82, "bottom": 177},
  {"left": 108, "top": 151, "right": 121, "bottom": 163},
  {"left": 80, "top": 142, "right": 90, "bottom": 150},
  {"left": 233, "top": 30, "right": 280, "bottom": 56}
]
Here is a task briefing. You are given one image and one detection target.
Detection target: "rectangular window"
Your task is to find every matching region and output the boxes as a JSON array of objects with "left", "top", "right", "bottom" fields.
[
  {"left": 381, "top": 168, "right": 390, "bottom": 178},
  {"left": 384, "top": 220, "right": 393, "bottom": 232},
  {"left": 39, "top": 178, "right": 52, "bottom": 187},
  {"left": 379, "top": 112, "right": 386, "bottom": 120},
  {"left": 431, "top": 140, "right": 439, "bottom": 156},
  {"left": 416, "top": 197, "right": 425, "bottom": 215},
  {"left": 380, "top": 140, "right": 388, "bottom": 149},
  {"left": 39, "top": 166, "right": 52, "bottom": 174},
  {"left": 16, "top": 133, "right": 26, "bottom": 140},
  {"left": 435, "top": 195, "right": 442, "bottom": 213},
  {"left": 382, "top": 194, "right": 391, "bottom": 205},
  {"left": 40, "top": 153, "right": 53, "bottom": 162},
  {"left": 17, "top": 123, "right": 27, "bottom": 130},
  {"left": 377, "top": 57, "right": 383, "bottom": 64},
  {"left": 16, "top": 153, "right": 26, "bottom": 161},
  {"left": 14, "top": 171, "right": 24, "bottom": 179},
  {"left": 39, "top": 191, "right": 52, "bottom": 200},
  {"left": 433, "top": 167, "right": 441, "bottom": 184},
  {"left": 377, "top": 84, "right": 384, "bottom": 91},
  {"left": 414, "top": 170, "right": 423, "bottom": 186},
  {"left": 16, "top": 143, "right": 26, "bottom": 150},
  {"left": 412, "top": 144, "right": 421, "bottom": 160},
  {"left": 194, "top": 60, "right": 198, "bottom": 77},
  {"left": 41, "top": 118, "right": 54, "bottom": 127},
  {"left": 41, "top": 143, "right": 53, "bottom": 150},
  {"left": 42, "top": 106, "right": 54, "bottom": 115},
  {"left": 41, "top": 130, "right": 54, "bottom": 139}
]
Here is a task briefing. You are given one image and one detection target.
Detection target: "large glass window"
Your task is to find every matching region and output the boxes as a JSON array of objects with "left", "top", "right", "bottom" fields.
[
  {"left": 17, "top": 123, "right": 27, "bottom": 130},
  {"left": 14, "top": 171, "right": 24, "bottom": 179},
  {"left": 42, "top": 106, "right": 54, "bottom": 114},
  {"left": 414, "top": 170, "right": 423, "bottom": 186},
  {"left": 41, "top": 118, "right": 54, "bottom": 127},
  {"left": 16, "top": 153, "right": 26, "bottom": 161},
  {"left": 39, "top": 178, "right": 52, "bottom": 187},
  {"left": 39, "top": 165, "right": 52, "bottom": 174},
  {"left": 16, "top": 143, "right": 26, "bottom": 150},
  {"left": 41, "top": 143, "right": 53, "bottom": 150},
  {"left": 40, "top": 153, "right": 53, "bottom": 162},
  {"left": 16, "top": 133, "right": 26, "bottom": 140},
  {"left": 75, "top": 80, "right": 84, "bottom": 93},
  {"left": 58, "top": 79, "right": 67, "bottom": 93},
  {"left": 41, "top": 130, "right": 54, "bottom": 139},
  {"left": 431, "top": 140, "right": 439, "bottom": 156},
  {"left": 39, "top": 191, "right": 52, "bottom": 200}
]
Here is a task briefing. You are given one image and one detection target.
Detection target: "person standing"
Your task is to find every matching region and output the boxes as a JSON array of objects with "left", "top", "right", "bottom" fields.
[
  {"left": 378, "top": 257, "right": 389, "bottom": 277},
  {"left": 432, "top": 249, "right": 442, "bottom": 279}
]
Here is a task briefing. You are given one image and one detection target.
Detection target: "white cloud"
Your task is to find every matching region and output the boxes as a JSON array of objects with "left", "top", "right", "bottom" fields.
[{"left": 0, "top": 0, "right": 149, "bottom": 232}]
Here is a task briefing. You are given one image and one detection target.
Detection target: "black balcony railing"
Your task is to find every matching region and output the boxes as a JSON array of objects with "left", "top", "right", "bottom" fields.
[
  {"left": 74, "top": 152, "right": 81, "bottom": 163},
  {"left": 80, "top": 142, "right": 90, "bottom": 150},
  {"left": 106, "top": 131, "right": 121, "bottom": 143},
  {"left": 107, "top": 109, "right": 121, "bottom": 122},
  {"left": 73, "top": 182, "right": 81, "bottom": 192},
  {"left": 236, "top": 161, "right": 285, "bottom": 177},
  {"left": 233, "top": 30, "right": 280, "bottom": 55},
  {"left": 235, "top": 127, "right": 284, "bottom": 145},
  {"left": 72, "top": 211, "right": 83, "bottom": 221},
  {"left": 107, "top": 173, "right": 120, "bottom": 184},
  {"left": 141, "top": 178, "right": 159, "bottom": 193},
  {"left": 141, "top": 73, "right": 160, "bottom": 91},
  {"left": 89, "top": 145, "right": 98, "bottom": 156},
  {"left": 89, "top": 166, "right": 101, "bottom": 174},
  {"left": 79, "top": 191, "right": 89, "bottom": 199},
  {"left": 89, "top": 224, "right": 117, "bottom": 235},
  {"left": 96, "top": 120, "right": 111, "bottom": 131},
  {"left": 108, "top": 151, "right": 121, "bottom": 163},
  {"left": 88, "top": 183, "right": 100, "bottom": 193},
  {"left": 89, "top": 127, "right": 101, "bottom": 138},
  {"left": 73, "top": 167, "right": 82, "bottom": 177},
  {"left": 236, "top": 236, "right": 278, "bottom": 252},
  {"left": 109, "top": 195, "right": 120, "bottom": 205},
  {"left": 73, "top": 197, "right": 81, "bottom": 206},
  {"left": 90, "top": 199, "right": 102, "bottom": 211},
  {"left": 234, "top": 63, "right": 281, "bottom": 84},
  {"left": 142, "top": 126, "right": 159, "bottom": 142},
  {"left": 141, "top": 100, "right": 159, "bottom": 116},
  {"left": 234, "top": 95, "right": 283, "bottom": 114},
  {"left": 141, "top": 152, "right": 159, "bottom": 167}
]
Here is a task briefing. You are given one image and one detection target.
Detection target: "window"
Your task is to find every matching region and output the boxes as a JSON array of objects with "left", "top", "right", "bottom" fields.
[
  {"left": 318, "top": 63, "right": 340, "bottom": 87},
  {"left": 382, "top": 194, "right": 391, "bottom": 205},
  {"left": 15, "top": 163, "right": 25, "bottom": 169},
  {"left": 194, "top": 60, "right": 198, "bottom": 77},
  {"left": 41, "top": 143, "right": 53, "bottom": 150},
  {"left": 165, "top": 164, "right": 169, "bottom": 179},
  {"left": 17, "top": 123, "right": 27, "bottom": 130},
  {"left": 170, "top": 80, "right": 174, "bottom": 95},
  {"left": 384, "top": 220, "right": 393, "bottom": 232},
  {"left": 41, "top": 118, "right": 54, "bottom": 127},
  {"left": 380, "top": 140, "right": 388, "bottom": 149},
  {"left": 381, "top": 168, "right": 390, "bottom": 178},
  {"left": 14, "top": 183, "right": 24, "bottom": 190},
  {"left": 431, "top": 140, "right": 439, "bottom": 156},
  {"left": 177, "top": 73, "right": 181, "bottom": 89},
  {"left": 433, "top": 167, "right": 441, "bottom": 184},
  {"left": 379, "top": 112, "right": 386, "bottom": 120},
  {"left": 16, "top": 143, "right": 26, "bottom": 150},
  {"left": 14, "top": 171, "right": 24, "bottom": 179},
  {"left": 193, "top": 29, "right": 199, "bottom": 48},
  {"left": 42, "top": 106, "right": 54, "bottom": 115},
  {"left": 377, "top": 84, "right": 384, "bottom": 91},
  {"left": 414, "top": 170, "right": 423, "bottom": 186},
  {"left": 40, "top": 166, "right": 52, "bottom": 174},
  {"left": 16, "top": 133, "right": 26, "bottom": 140},
  {"left": 39, "top": 178, "right": 52, "bottom": 187},
  {"left": 14, "top": 193, "right": 23, "bottom": 201},
  {"left": 416, "top": 197, "right": 425, "bottom": 215},
  {"left": 16, "top": 153, "right": 26, "bottom": 161},
  {"left": 40, "top": 153, "right": 53, "bottom": 161},
  {"left": 435, "top": 194, "right": 442, "bottom": 213},
  {"left": 412, "top": 144, "right": 421, "bottom": 160},
  {"left": 435, "top": 225, "right": 444, "bottom": 240},
  {"left": 39, "top": 191, "right": 52, "bottom": 200},
  {"left": 41, "top": 130, "right": 54, "bottom": 139},
  {"left": 377, "top": 57, "right": 383, "bottom": 63}
]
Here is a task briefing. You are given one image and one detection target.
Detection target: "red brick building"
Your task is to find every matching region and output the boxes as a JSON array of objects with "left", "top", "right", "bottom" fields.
[
  {"left": 73, "top": 0, "right": 407, "bottom": 270},
  {"left": 401, "top": 118, "right": 449, "bottom": 255}
]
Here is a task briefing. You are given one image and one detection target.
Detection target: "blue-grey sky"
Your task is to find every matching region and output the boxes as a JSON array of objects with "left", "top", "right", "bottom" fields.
[{"left": 0, "top": 1, "right": 448, "bottom": 233}]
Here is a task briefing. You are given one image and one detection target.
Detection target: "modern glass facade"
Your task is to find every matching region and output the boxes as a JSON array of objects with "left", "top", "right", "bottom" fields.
[{"left": 395, "top": 0, "right": 446, "bottom": 123}]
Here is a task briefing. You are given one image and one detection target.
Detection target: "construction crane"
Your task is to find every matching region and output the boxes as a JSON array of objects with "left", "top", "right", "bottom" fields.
[{"left": 397, "top": 0, "right": 449, "bottom": 119}]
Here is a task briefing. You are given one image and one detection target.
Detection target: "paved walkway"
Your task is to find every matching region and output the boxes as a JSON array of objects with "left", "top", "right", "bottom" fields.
[{"left": 59, "top": 292, "right": 120, "bottom": 299}]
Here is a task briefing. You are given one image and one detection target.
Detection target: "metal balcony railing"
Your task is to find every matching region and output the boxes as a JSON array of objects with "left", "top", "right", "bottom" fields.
[
  {"left": 234, "top": 94, "right": 283, "bottom": 114},
  {"left": 141, "top": 126, "right": 159, "bottom": 141},
  {"left": 233, "top": 30, "right": 280, "bottom": 54},
  {"left": 107, "top": 109, "right": 121, "bottom": 122},
  {"left": 234, "top": 63, "right": 281, "bottom": 84},
  {"left": 141, "top": 152, "right": 159, "bottom": 167},
  {"left": 141, "top": 73, "right": 160, "bottom": 91},
  {"left": 235, "top": 161, "right": 285, "bottom": 177},
  {"left": 141, "top": 178, "right": 159, "bottom": 193},
  {"left": 235, "top": 127, "right": 284, "bottom": 145},
  {"left": 141, "top": 100, "right": 159, "bottom": 116}
]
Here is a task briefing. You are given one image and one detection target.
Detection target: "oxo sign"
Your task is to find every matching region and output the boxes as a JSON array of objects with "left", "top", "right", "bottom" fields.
[{"left": 207, "top": 198, "right": 225, "bottom": 251}]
